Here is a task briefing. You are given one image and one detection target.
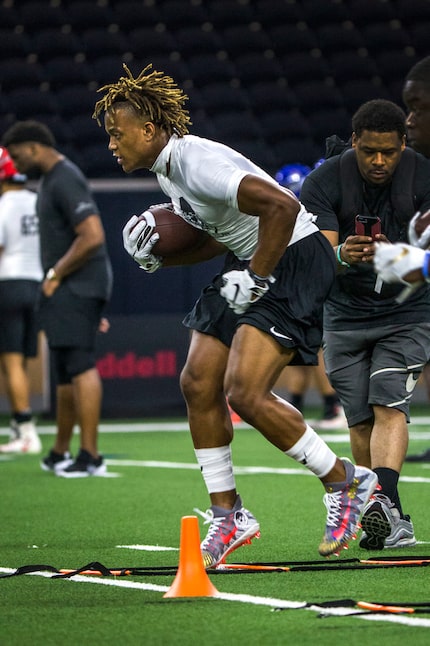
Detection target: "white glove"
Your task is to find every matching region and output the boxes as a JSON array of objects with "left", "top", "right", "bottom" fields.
[
  {"left": 408, "top": 210, "right": 430, "bottom": 249},
  {"left": 122, "top": 213, "right": 162, "bottom": 273},
  {"left": 373, "top": 242, "right": 426, "bottom": 285},
  {"left": 220, "top": 268, "right": 275, "bottom": 314}
]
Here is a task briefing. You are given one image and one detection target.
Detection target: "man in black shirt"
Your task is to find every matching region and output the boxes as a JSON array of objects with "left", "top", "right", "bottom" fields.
[
  {"left": 301, "top": 99, "right": 430, "bottom": 550},
  {"left": 3, "top": 121, "right": 113, "bottom": 477}
]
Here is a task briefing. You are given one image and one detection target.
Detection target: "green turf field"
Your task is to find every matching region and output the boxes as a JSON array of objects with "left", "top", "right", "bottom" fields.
[{"left": 1, "top": 408, "right": 430, "bottom": 645}]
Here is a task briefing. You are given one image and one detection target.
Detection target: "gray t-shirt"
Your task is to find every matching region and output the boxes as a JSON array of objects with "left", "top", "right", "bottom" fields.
[{"left": 37, "top": 158, "right": 112, "bottom": 301}]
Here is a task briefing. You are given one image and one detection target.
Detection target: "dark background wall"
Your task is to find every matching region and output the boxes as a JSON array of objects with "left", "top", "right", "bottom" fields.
[
  {"left": 1, "top": 0, "right": 429, "bottom": 181},
  {"left": 2, "top": 0, "right": 430, "bottom": 415}
]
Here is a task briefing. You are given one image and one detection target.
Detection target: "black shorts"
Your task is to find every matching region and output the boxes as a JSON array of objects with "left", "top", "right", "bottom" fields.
[
  {"left": 39, "top": 281, "right": 105, "bottom": 349},
  {"left": 183, "top": 231, "right": 336, "bottom": 366},
  {"left": 0, "top": 280, "right": 41, "bottom": 356}
]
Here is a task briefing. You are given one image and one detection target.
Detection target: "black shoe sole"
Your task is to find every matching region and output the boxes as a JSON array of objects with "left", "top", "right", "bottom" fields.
[{"left": 360, "top": 503, "right": 391, "bottom": 550}]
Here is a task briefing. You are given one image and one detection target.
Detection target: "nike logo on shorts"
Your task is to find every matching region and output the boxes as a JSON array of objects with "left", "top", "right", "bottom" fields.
[{"left": 270, "top": 326, "right": 293, "bottom": 341}]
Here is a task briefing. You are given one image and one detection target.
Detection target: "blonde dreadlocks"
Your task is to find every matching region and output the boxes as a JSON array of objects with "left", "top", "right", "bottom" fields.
[{"left": 92, "top": 64, "right": 192, "bottom": 136}]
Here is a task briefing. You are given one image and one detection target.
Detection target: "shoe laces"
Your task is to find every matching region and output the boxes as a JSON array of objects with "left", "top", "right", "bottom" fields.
[
  {"left": 324, "top": 490, "right": 344, "bottom": 527},
  {"left": 193, "top": 507, "right": 229, "bottom": 543},
  {"left": 193, "top": 507, "right": 214, "bottom": 523}
]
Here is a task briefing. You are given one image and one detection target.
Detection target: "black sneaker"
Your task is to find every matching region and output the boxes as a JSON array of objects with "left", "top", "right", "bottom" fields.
[
  {"left": 56, "top": 449, "right": 106, "bottom": 478},
  {"left": 404, "top": 448, "right": 430, "bottom": 463},
  {"left": 41, "top": 449, "right": 73, "bottom": 473}
]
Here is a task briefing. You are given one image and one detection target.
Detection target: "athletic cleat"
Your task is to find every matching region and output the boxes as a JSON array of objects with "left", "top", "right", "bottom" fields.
[
  {"left": 196, "top": 495, "right": 260, "bottom": 569},
  {"left": 360, "top": 494, "right": 416, "bottom": 550},
  {"left": 318, "top": 459, "right": 378, "bottom": 557},
  {"left": 41, "top": 449, "right": 73, "bottom": 473},
  {"left": 0, "top": 420, "right": 42, "bottom": 454},
  {"left": 55, "top": 449, "right": 106, "bottom": 478}
]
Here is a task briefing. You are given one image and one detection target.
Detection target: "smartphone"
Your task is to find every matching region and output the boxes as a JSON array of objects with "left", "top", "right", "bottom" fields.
[{"left": 355, "top": 214, "right": 382, "bottom": 239}]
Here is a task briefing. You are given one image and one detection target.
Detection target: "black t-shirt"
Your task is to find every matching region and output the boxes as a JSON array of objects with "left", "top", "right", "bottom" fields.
[
  {"left": 37, "top": 158, "right": 112, "bottom": 301},
  {"left": 300, "top": 151, "right": 430, "bottom": 330}
]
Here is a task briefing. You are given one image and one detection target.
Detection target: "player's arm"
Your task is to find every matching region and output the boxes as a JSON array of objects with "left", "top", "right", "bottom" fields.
[
  {"left": 236, "top": 174, "right": 299, "bottom": 277},
  {"left": 51, "top": 214, "right": 105, "bottom": 279},
  {"left": 43, "top": 214, "right": 105, "bottom": 296},
  {"left": 219, "top": 174, "right": 298, "bottom": 314}
]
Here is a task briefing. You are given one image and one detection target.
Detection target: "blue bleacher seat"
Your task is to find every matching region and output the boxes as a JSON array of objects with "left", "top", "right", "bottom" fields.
[
  {"left": 248, "top": 81, "right": 298, "bottom": 111},
  {"left": 45, "top": 57, "right": 95, "bottom": 90},
  {"left": 174, "top": 26, "right": 223, "bottom": 58},
  {"left": 18, "top": 2, "right": 68, "bottom": 30},
  {"left": 6, "top": 87, "right": 59, "bottom": 119},
  {"left": 31, "top": 29, "right": 83, "bottom": 62},
  {"left": 200, "top": 83, "right": 250, "bottom": 115},
  {"left": 0, "top": 59, "right": 45, "bottom": 91}
]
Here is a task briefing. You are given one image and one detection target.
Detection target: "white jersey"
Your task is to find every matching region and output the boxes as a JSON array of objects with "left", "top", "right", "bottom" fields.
[
  {"left": 152, "top": 135, "right": 318, "bottom": 260},
  {"left": 0, "top": 189, "right": 43, "bottom": 281}
]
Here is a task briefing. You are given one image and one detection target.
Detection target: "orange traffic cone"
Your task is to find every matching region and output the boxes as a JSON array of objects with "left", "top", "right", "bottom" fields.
[{"left": 163, "top": 515, "right": 219, "bottom": 598}]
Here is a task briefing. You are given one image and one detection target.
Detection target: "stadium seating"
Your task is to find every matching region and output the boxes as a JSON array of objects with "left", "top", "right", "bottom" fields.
[{"left": 0, "top": 0, "right": 428, "bottom": 177}]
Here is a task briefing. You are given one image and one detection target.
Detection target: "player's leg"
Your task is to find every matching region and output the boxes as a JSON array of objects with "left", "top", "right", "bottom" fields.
[
  {"left": 0, "top": 351, "right": 41, "bottom": 453},
  {"left": 180, "top": 330, "right": 235, "bottom": 507},
  {"left": 41, "top": 352, "right": 75, "bottom": 472},
  {"left": 0, "top": 352, "right": 31, "bottom": 414},
  {"left": 54, "top": 382, "right": 76, "bottom": 454},
  {"left": 282, "top": 365, "right": 312, "bottom": 412},
  {"left": 55, "top": 349, "right": 105, "bottom": 478},
  {"left": 0, "top": 288, "right": 41, "bottom": 454},
  {"left": 225, "top": 323, "right": 377, "bottom": 557},
  {"left": 72, "top": 366, "right": 103, "bottom": 458},
  {"left": 359, "top": 323, "right": 430, "bottom": 549},
  {"left": 181, "top": 329, "right": 263, "bottom": 568}
]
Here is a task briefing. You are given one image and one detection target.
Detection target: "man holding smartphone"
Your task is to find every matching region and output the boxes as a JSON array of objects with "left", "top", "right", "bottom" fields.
[{"left": 300, "top": 99, "right": 430, "bottom": 551}]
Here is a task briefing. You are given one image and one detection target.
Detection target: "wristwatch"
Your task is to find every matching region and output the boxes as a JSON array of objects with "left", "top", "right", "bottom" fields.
[{"left": 46, "top": 267, "right": 59, "bottom": 281}]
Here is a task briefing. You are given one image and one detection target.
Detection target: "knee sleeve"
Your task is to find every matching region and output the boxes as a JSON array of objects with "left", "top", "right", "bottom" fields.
[{"left": 51, "top": 347, "right": 96, "bottom": 384}]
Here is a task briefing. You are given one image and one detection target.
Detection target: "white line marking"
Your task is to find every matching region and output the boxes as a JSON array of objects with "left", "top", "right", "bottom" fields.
[
  {"left": 104, "top": 459, "right": 430, "bottom": 483},
  {"left": 116, "top": 544, "right": 178, "bottom": 552},
  {"left": 2, "top": 416, "right": 430, "bottom": 436},
  {"left": 0, "top": 568, "right": 428, "bottom": 628}
]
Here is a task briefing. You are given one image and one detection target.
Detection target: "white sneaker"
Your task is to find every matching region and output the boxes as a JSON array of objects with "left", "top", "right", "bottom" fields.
[
  {"left": 314, "top": 406, "right": 348, "bottom": 430},
  {"left": 360, "top": 493, "right": 417, "bottom": 550},
  {"left": 0, "top": 420, "right": 42, "bottom": 454}
]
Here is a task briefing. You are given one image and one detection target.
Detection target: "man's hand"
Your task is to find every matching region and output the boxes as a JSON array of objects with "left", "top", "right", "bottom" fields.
[
  {"left": 373, "top": 242, "right": 427, "bottom": 285},
  {"left": 408, "top": 210, "right": 430, "bottom": 249},
  {"left": 122, "top": 213, "right": 162, "bottom": 273},
  {"left": 220, "top": 268, "right": 275, "bottom": 314}
]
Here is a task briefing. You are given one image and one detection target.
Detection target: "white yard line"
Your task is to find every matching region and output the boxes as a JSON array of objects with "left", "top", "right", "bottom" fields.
[
  {"left": 2, "top": 416, "right": 430, "bottom": 438},
  {"left": 0, "top": 566, "right": 429, "bottom": 628},
  {"left": 103, "top": 459, "right": 430, "bottom": 484}
]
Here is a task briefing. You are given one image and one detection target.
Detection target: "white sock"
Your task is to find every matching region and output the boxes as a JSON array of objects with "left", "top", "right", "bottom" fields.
[
  {"left": 194, "top": 445, "right": 236, "bottom": 494},
  {"left": 285, "top": 425, "right": 337, "bottom": 478}
]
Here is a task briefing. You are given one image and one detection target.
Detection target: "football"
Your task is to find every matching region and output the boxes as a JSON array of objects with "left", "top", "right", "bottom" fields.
[{"left": 133, "top": 203, "right": 207, "bottom": 257}]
